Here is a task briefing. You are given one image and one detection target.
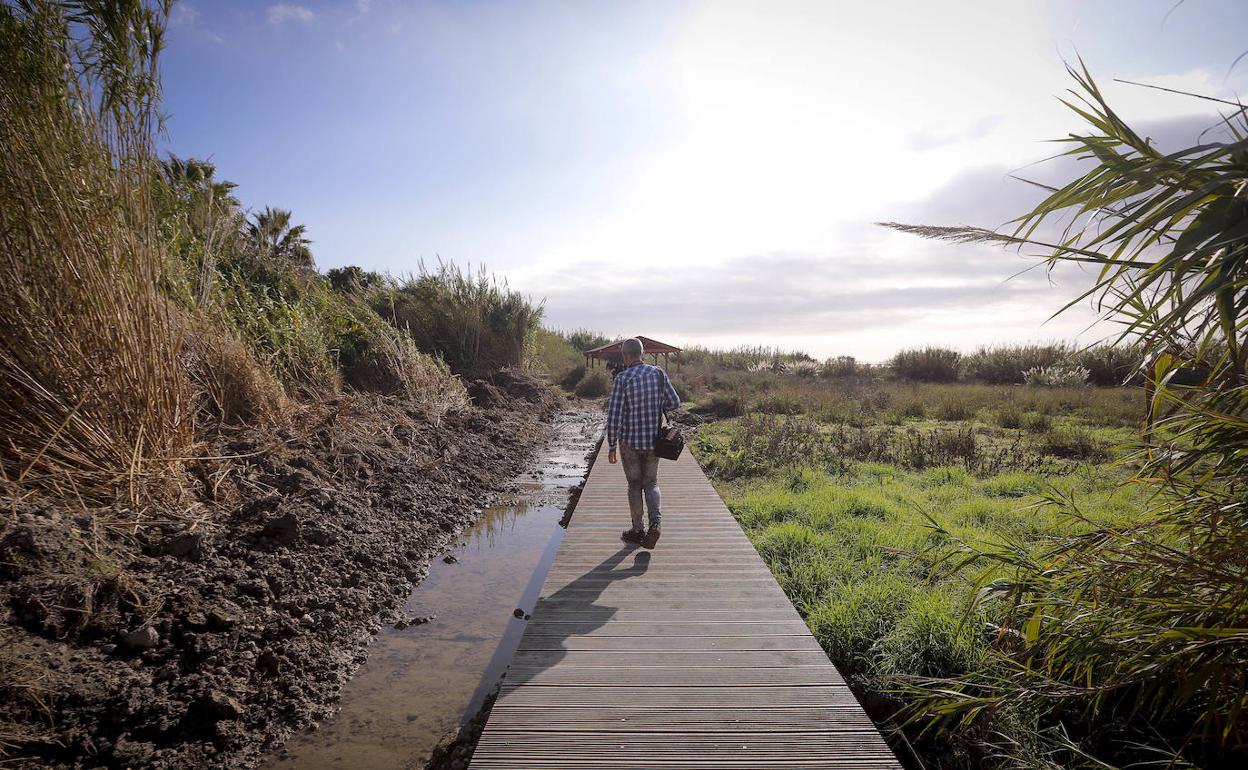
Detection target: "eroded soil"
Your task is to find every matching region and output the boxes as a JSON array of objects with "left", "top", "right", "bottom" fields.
[{"left": 0, "top": 370, "right": 562, "bottom": 769}]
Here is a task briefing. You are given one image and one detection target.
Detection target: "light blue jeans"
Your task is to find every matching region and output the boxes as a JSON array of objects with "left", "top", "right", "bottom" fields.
[{"left": 620, "top": 442, "right": 661, "bottom": 531}]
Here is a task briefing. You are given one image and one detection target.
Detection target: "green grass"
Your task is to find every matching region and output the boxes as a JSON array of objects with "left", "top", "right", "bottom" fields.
[{"left": 692, "top": 386, "right": 1147, "bottom": 767}]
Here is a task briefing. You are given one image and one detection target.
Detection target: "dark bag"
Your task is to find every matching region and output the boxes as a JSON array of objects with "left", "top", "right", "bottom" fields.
[{"left": 653, "top": 412, "right": 685, "bottom": 461}]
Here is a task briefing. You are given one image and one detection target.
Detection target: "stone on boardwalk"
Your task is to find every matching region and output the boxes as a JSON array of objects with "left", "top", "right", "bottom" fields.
[{"left": 468, "top": 441, "right": 903, "bottom": 769}]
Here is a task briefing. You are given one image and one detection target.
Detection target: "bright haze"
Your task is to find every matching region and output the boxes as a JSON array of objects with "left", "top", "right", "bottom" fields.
[{"left": 163, "top": 0, "right": 1248, "bottom": 360}]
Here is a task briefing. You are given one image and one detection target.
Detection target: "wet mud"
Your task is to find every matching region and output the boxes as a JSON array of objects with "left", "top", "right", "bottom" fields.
[
  {"left": 264, "top": 410, "right": 601, "bottom": 770},
  {"left": 0, "top": 372, "right": 571, "bottom": 769}
]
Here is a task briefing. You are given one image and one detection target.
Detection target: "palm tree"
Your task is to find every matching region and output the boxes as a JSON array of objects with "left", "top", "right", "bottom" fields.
[
  {"left": 246, "top": 206, "right": 313, "bottom": 268},
  {"left": 158, "top": 154, "right": 241, "bottom": 305},
  {"left": 160, "top": 155, "right": 236, "bottom": 206}
]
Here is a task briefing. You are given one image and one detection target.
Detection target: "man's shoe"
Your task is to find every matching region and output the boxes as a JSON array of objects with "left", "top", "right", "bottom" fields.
[
  {"left": 621, "top": 529, "right": 645, "bottom": 544},
  {"left": 642, "top": 526, "right": 661, "bottom": 549}
]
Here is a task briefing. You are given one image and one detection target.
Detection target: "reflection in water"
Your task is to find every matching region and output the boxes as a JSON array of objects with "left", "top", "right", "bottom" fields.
[
  {"left": 264, "top": 411, "right": 601, "bottom": 770},
  {"left": 465, "top": 497, "right": 531, "bottom": 550}
]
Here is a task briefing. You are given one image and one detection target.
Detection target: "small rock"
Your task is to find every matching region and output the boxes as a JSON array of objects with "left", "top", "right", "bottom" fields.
[
  {"left": 305, "top": 526, "right": 335, "bottom": 546},
  {"left": 148, "top": 532, "right": 203, "bottom": 559},
  {"left": 207, "top": 608, "right": 239, "bottom": 630},
  {"left": 240, "top": 578, "right": 270, "bottom": 599},
  {"left": 120, "top": 626, "right": 159, "bottom": 651},
  {"left": 298, "top": 614, "right": 315, "bottom": 628},
  {"left": 257, "top": 651, "right": 281, "bottom": 674},
  {"left": 276, "top": 468, "right": 317, "bottom": 495},
  {"left": 192, "top": 690, "right": 243, "bottom": 722},
  {"left": 512, "top": 608, "right": 525, "bottom": 619},
  {"left": 442, "top": 554, "right": 458, "bottom": 564},
  {"left": 260, "top": 512, "right": 300, "bottom": 545}
]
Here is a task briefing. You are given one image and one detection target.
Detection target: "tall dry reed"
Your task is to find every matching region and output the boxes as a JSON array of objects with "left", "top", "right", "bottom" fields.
[{"left": 0, "top": 2, "right": 192, "bottom": 506}]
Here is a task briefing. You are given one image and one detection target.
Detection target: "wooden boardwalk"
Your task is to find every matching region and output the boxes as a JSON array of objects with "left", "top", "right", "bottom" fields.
[{"left": 469, "top": 441, "right": 902, "bottom": 769}]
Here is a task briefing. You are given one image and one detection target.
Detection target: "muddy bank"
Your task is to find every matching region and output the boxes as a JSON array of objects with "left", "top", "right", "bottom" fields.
[
  {"left": 0, "top": 370, "right": 563, "bottom": 769},
  {"left": 267, "top": 410, "right": 600, "bottom": 769}
]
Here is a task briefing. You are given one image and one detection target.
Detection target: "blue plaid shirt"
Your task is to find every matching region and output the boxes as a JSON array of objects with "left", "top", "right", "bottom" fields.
[{"left": 607, "top": 362, "right": 681, "bottom": 451}]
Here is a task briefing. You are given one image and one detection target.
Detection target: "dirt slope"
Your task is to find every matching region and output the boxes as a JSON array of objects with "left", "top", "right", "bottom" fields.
[{"left": 0, "top": 371, "right": 562, "bottom": 769}]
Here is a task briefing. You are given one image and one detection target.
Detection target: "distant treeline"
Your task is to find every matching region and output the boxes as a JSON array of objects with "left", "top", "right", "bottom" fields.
[
  {"left": 534, "top": 334, "right": 1151, "bottom": 392},
  {"left": 888, "top": 343, "right": 1145, "bottom": 386}
]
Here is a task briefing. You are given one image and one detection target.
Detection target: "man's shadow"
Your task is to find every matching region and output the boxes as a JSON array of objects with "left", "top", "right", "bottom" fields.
[{"left": 504, "top": 545, "right": 650, "bottom": 687}]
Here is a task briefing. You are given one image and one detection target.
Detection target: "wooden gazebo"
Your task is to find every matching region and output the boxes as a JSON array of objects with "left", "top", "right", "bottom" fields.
[{"left": 584, "top": 336, "right": 681, "bottom": 372}]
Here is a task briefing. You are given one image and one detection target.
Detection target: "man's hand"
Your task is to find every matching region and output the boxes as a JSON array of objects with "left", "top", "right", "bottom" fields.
[{"left": 608, "top": 448, "right": 618, "bottom": 464}]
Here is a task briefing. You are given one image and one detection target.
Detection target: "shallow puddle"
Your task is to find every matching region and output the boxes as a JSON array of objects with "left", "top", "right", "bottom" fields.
[{"left": 265, "top": 410, "right": 601, "bottom": 770}]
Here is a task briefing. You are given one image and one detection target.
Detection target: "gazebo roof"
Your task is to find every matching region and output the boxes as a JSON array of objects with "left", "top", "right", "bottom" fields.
[{"left": 583, "top": 335, "right": 682, "bottom": 357}]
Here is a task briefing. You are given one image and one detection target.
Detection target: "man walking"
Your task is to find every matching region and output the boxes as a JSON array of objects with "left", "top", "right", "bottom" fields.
[{"left": 606, "top": 338, "right": 681, "bottom": 548}]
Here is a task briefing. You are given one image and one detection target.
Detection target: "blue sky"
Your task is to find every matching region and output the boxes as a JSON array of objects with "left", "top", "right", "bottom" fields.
[{"left": 162, "top": 0, "right": 1248, "bottom": 359}]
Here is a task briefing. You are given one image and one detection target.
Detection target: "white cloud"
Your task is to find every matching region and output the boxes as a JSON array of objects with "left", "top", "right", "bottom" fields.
[
  {"left": 268, "top": 3, "right": 316, "bottom": 25},
  {"left": 169, "top": 3, "right": 200, "bottom": 27},
  {"left": 496, "top": 0, "right": 1237, "bottom": 357}
]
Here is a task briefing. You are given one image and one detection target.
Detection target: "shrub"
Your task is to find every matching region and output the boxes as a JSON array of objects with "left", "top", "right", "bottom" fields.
[
  {"left": 961, "top": 344, "right": 1068, "bottom": 384},
  {"left": 377, "top": 261, "right": 543, "bottom": 376},
  {"left": 1023, "top": 364, "right": 1090, "bottom": 387},
  {"left": 373, "top": 331, "right": 469, "bottom": 424},
  {"left": 1069, "top": 342, "right": 1142, "bottom": 386},
  {"left": 671, "top": 378, "right": 694, "bottom": 402},
  {"left": 821, "top": 355, "right": 859, "bottom": 379},
  {"left": 995, "top": 409, "right": 1023, "bottom": 429},
  {"left": 933, "top": 398, "right": 973, "bottom": 421},
  {"left": 558, "top": 364, "right": 586, "bottom": 392},
  {"left": 896, "top": 399, "right": 926, "bottom": 419},
  {"left": 1020, "top": 412, "right": 1051, "bottom": 433},
  {"left": 563, "top": 328, "right": 610, "bottom": 352},
  {"left": 681, "top": 345, "right": 811, "bottom": 371},
  {"left": 527, "top": 327, "right": 585, "bottom": 385},
  {"left": 325, "top": 265, "right": 385, "bottom": 294},
  {"left": 782, "top": 360, "right": 821, "bottom": 378},
  {"left": 218, "top": 276, "right": 340, "bottom": 397},
  {"left": 890, "top": 347, "right": 961, "bottom": 382},
  {"left": 699, "top": 414, "right": 823, "bottom": 479},
  {"left": 184, "top": 325, "right": 285, "bottom": 425},
  {"left": 1036, "top": 427, "right": 1108, "bottom": 461},
  {"left": 573, "top": 370, "right": 610, "bottom": 398},
  {"left": 702, "top": 392, "right": 746, "bottom": 418}
]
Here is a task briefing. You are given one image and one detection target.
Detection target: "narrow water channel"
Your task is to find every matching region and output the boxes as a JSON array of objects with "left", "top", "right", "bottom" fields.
[{"left": 265, "top": 409, "right": 601, "bottom": 770}]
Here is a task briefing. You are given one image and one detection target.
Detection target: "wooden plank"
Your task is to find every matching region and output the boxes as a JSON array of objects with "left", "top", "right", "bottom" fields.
[
  {"left": 535, "top": 596, "right": 795, "bottom": 610},
  {"left": 486, "top": 705, "right": 879, "bottom": 732},
  {"left": 468, "top": 440, "right": 901, "bottom": 770},
  {"left": 510, "top": 649, "right": 831, "bottom": 667},
  {"left": 516, "top": 635, "right": 826, "bottom": 653},
  {"left": 502, "top": 667, "right": 844, "bottom": 687},
  {"left": 522, "top": 620, "right": 813, "bottom": 637},
  {"left": 493, "top": 685, "right": 863, "bottom": 708},
  {"left": 530, "top": 610, "right": 802, "bottom": 623}
]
